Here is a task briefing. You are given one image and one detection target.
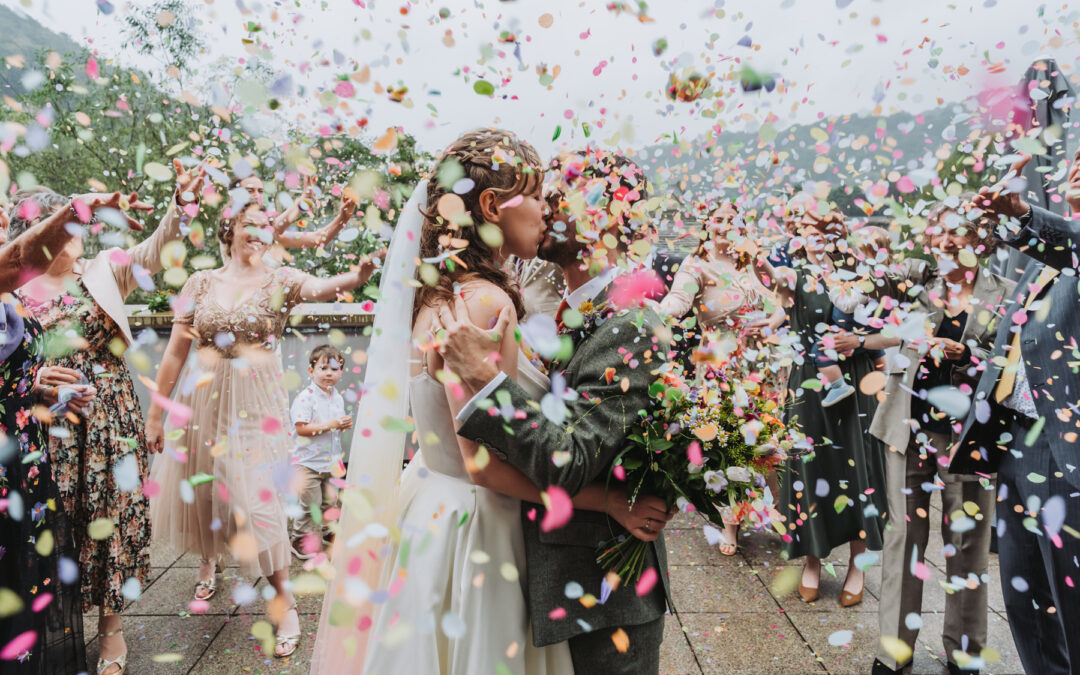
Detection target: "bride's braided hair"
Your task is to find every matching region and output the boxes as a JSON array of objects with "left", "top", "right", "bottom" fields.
[{"left": 413, "top": 129, "right": 543, "bottom": 322}]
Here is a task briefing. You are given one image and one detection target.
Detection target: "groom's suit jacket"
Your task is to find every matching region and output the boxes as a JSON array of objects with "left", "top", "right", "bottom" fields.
[
  {"left": 458, "top": 284, "right": 671, "bottom": 647},
  {"left": 951, "top": 205, "right": 1080, "bottom": 488}
]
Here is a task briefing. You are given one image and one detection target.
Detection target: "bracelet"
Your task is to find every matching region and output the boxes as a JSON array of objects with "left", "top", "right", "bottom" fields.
[{"left": 68, "top": 200, "right": 98, "bottom": 225}]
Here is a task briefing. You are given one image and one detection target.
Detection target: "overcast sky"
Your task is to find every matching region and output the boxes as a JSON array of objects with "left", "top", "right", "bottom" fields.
[{"left": 5, "top": 0, "right": 1079, "bottom": 156}]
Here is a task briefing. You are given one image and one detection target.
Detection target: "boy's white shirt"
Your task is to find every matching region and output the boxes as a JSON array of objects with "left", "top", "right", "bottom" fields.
[{"left": 290, "top": 380, "right": 346, "bottom": 473}]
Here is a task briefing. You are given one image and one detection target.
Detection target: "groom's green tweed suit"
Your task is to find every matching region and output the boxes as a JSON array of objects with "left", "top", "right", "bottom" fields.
[{"left": 458, "top": 290, "right": 671, "bottom": 654}]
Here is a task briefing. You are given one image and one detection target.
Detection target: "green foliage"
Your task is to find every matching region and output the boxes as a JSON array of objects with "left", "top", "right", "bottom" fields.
[{"left": 0, "top": 3, "right": 432, "bottom": 304}]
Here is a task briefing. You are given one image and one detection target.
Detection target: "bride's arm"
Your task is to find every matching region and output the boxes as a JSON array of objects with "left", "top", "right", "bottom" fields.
[{"left": 438, "top": 285, "right": 671, "bottom": 539}]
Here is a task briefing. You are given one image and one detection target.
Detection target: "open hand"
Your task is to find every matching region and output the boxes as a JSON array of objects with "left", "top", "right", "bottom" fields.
[
  {"left": 436, "top": 294, "right": 512, "bottom": 393},
  {"left": 927, "top": 336, "right": 967, "bottom": 361},
  {"left": 972, "top": 155, "right": 1031, "bottom": 221},
  {"left": 338, "top": 194, "right": 358, "bottom": 222},
  {"left": 174, "top": 159, "right": 206, "bottom": 206},
  {"left": 72, "top": 191, "right": 154, "bottom": 231}
]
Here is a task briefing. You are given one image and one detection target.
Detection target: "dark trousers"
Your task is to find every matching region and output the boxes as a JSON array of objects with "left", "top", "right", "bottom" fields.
[
  {"left": 567, "top": 615, "right": 665, "bottom": 674},
  {"left": 997, "top": 421, "right": 1080, "bottom": 674}
]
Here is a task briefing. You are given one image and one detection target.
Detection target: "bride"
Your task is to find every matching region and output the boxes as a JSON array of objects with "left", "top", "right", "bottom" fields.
[{"left": 310, "top": 129, "right": 668, "bottom": 673}]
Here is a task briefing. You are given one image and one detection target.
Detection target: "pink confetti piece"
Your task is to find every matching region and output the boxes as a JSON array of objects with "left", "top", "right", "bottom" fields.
[
  {"left": 142, "top": 479, "right": 160, "bottom": 498},
  {"left": 150, "top": 391, "right": 192, "bottom": 427},
  {"left": 913, "top": 561, "right": 932, "bottom": 581},
  {"left": 613, "top": 465, "right": 626, "bottom": 481},
  {"left": 31, "top": 593, "right": 52, "bottom": 613},
  {"left": 261, "top": 416, "right": 283, "bottom": 435},
  {"left": 0, "top": 631, "right": 36, "bottom": 661},
  {"left": 500, "top": 194, "right": 524, "bottom": 209},
  {"left": 85, "top": 57, "right": 99, "bottom": 80},
  {"left": 636, "top": 567, "right": 658, "bottom": 596},
  {"left": 108, "top": 249, "right": 131, "bottom": 266},
  {"left": 540, "top": 486, "right": 573, "bottom": 532},
  {"left": 548, "top": 607, "right": 567, "bottom": 620},
  {"left": 687, "top": 441, "right": 703, "bottom": 467},
  {"left": 189, "top": 599, "right": 210, "bottom": 614}
]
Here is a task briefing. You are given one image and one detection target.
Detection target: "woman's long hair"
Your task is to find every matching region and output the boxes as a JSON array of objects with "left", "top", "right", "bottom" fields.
[{"left": 413, "top": 128, "right": 543, "bottom": 323}]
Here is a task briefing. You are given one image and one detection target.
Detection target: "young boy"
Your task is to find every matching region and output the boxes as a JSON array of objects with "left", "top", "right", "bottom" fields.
[{"left": 290, "top": 344, "right": 352, "bottom": 559}]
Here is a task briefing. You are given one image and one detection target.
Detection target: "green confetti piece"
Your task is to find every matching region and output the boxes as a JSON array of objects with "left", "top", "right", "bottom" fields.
[
  {"left": 399, "top": 539, "right": 410, "bottom": 569},
  {"left": 562, "top": 308, "right": 583, "bottom": 329},
  {"left": 553, "top": 336, "right": 574, "bottom": 363},
  {"left": 1025, "top": 472, "right": 1047, "bottom": 484},
  {"left": 495, "top": 389, "right": 512, "bottom": 409},
  {"left": 473, "top": 80, "right": 495, "bottom": 96},
  {"left": 801, "top": 379, "right": 824, "bottom": 392},
  {"left": 458, "top": 511, "right": 470, "bottom": 527},
  {"left": 582, "top": 122, "right": 591, "bottom": 138},
  {"left": 189, "top": 472, "right": 215, "bottom": 487},
  {"left": 381, "top": 416, "right": 416, "bottom": 433},
  {"left": 1024, "top": 416, "right": 1046, "bottom": 447},
  {"left": 823, "top": 562, "right": 837, "bottom": 578},
  {"left": 833, "top": 495, "right": 852, "bottom": 514},
  {"left": 552, "top": 125, "right": 561, "bottom": 141}
]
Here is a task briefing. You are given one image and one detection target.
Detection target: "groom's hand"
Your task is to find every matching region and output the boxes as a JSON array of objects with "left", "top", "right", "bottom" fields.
[
  {"left": 437, "top": 295, "right": 513, "bottom": 393},
  {"left": 606, "top": 492, "right": 675, "bottom": 543}
]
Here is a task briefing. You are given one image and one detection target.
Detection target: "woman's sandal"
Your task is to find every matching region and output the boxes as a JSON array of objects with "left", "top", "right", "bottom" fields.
[
  {"left": 717, "top": 516, "right": 739, "bottom": 556},
  {"left": 274, "top": 604, "right": 301, "bottom": 659},
  {"left": 194, "top": 558, "right": 223, "bottom": 601},
  {"left": 97, "top": 627, "right": 127, "bottom": 675}
]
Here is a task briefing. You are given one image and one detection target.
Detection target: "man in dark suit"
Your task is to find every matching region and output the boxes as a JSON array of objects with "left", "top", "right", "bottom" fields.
[
  {"left": 952, "top": 152, "right": 1080, "bottom": 674},
  {"left": 439, "top": 150, "right": 672, "bottom": 674}
]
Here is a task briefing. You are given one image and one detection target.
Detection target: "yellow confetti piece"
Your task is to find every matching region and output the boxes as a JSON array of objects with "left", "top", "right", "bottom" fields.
[
  {"left": 769, "top": 566, "right": 801, "bottom": 597},
  {"left": 151, "top": 653, "right": 183, "bottom": 664},
  {"left": 0, "top": 589, "right": 24, "bottom": 618},
  {"left": 500, "top": 562, "right": 519, "bottom": 582},
  {"left": 963, "top": 501, "right": 981, "bottom": 517},
  {"left": 163, "top": 267, "right": 188, "bottom": 288},
  {"left": 579, "top": 594, "right": 597, "bottom": 609},
  {"left": 469, "top": 550, "right": 491, "bottom": 565},
  {"left": 87, "top": 518, "right": 115, "bottom": 540},
  {"left": 143, "top": 162, "right": 173, "bottom": 182},
  {"left": 473, "top": 444, "right": 491, "bottom": 470},
  {"left": 611, "top": 628, "right": 630, "bottom": 654},
  {"left": 251, "top": 620, "right": 274, "bottom": 653},
  {"left": 34, "top": 529, "right": 54, "bottom": 557},
  {"left": 880, "top": 636, "right": 913, "bottom": 665}
]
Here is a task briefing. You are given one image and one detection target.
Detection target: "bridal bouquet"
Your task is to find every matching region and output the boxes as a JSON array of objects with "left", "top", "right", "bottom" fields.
[{"left": 598, "top": 363, "right": 807, "bottom": 580}]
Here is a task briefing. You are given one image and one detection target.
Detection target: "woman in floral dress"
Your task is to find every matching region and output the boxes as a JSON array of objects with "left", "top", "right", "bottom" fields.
[{"left": 12, "top": 166, "right": 200, "bottom": 675}]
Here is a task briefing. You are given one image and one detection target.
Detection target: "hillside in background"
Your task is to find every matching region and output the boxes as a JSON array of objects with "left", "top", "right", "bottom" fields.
[{"left": 0, "top": 4, "right": 85, "bottom": 95}]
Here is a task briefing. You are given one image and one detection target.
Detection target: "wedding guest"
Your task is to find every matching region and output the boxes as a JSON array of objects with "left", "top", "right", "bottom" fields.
[
  {"left": 863, "top": 199, "right": 1013, "bottom": 674},
  {"left": 1, "top": 191, "right": 145, "bottom": 674},
  {"left": 230, "top": 173, "right": 354, "bottom": 252},
  {"left": 146, "top": 199, "right": 380, "bottom": 658},
  {"left": 659, "top": 201, "right": 786, "bottom": 556},
  {"left": 951, "top": 153, "right": 1080, "bottom": 673},
  {"left": 289, "top": 344, "right": 350, "bottom": 560},
  {"left": 767, "top": 206, "right": 888, "bottom": 608},
  {"left": 12, "top": 164, "right": 200, "bottom": 675}
]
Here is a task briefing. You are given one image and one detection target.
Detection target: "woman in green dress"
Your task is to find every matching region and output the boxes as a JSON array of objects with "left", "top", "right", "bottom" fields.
[{"left": 764, "top": 208, "right": 888, "bottom": 608}]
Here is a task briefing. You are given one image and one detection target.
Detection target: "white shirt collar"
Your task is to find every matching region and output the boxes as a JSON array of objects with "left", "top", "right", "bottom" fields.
[{"left": 564, "top": 265, "right": 621, "bottom": 312}]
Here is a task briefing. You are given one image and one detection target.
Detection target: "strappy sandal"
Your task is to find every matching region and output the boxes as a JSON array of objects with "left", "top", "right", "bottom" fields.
[
  {"left": 718, "top": 515, "right": 739, "bottom": 556},
  {"left": 274, "top": 603, "right": 301, "bottom": 658},
  {"left": 97, "top": 627, "right": 127, "bottom": 675},
  {"left": 194, "top": 558, "right": 223, "bottom": 601}
]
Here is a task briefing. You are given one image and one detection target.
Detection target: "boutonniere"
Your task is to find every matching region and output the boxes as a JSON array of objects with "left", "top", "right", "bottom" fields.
[{"left": 562, "top": 299, "right": 609, "bottom": 336}]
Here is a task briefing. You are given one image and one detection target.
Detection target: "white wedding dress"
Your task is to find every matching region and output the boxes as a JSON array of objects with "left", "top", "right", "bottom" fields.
[{"left": 362, "top": 350, "right": 574, "bottom": 674}]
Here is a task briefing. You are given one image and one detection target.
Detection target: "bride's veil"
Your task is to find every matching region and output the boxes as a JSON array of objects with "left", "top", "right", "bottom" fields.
[{"left": 310, "top": 179, "right": 428, "bottom": 673}]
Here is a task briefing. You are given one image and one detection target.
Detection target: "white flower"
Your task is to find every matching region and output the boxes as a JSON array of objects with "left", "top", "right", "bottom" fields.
[
  {"left": 726, "top": 466, "right": 753, "bottom": 483},
  {"left": 704, "top": 470, "right": 728, "bottom": 494}
]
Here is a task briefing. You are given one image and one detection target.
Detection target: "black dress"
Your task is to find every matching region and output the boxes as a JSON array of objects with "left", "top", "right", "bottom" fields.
[
  {"left": 777, "top": 273, "right": 888, "bottom": 560},
  {"left": 0, "top": 298, "right": 85, "bottom": 674}
]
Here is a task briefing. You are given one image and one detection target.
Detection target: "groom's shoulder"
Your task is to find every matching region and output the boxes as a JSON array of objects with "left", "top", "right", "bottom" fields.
[{"left": 587, "top": 303, "right": 668, "bottom": 353}]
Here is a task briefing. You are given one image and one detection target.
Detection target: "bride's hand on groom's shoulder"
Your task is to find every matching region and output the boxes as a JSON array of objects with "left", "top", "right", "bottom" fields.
[
  {"left": 605, "top": 491, "right": 675, "bottom": 543},
  {"left": 436, "top": 295, "right": 513, "bottom": 393}
]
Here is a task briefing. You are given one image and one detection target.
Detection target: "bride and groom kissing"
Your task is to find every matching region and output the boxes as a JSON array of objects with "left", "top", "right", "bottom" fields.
[{"left": 312, "top": 129, "right": 676, "bottom": 674}]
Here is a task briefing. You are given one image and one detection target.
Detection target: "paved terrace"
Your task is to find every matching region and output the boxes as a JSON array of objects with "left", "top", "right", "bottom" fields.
[{"left": 87, "top": 503, "right": 1023, "bottom": 674}]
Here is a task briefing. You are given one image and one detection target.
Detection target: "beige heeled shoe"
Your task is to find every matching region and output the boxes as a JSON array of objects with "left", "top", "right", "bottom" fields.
[
  {"left": 96, "top": 628, "right": 127, "bottom": 675},
  {"left": 274, "top": 604, "right": 301, "bottom": 658}
]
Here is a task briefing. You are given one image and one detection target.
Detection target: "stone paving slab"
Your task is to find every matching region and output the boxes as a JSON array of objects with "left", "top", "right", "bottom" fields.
[{"left": 89, "top": 515, "right": 1022, "bottom": 674}]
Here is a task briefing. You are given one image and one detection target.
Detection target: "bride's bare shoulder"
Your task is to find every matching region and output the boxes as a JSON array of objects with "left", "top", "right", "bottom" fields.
[{"left": 456, "top": 279, "right": 515, "bottom": 328}]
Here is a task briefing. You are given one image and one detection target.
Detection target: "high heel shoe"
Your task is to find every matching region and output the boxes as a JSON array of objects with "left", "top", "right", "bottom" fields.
[
  {"left": 274, "top": 604, "right": 301, "bottom": 658},
  {"left": 839, "top": 567, "right": 864, "bottom": 607},
  {"left": 96, "top": 627, "right": 127, "bottom": 675},
  {"left": 797, "top": 580, "right": 819, "bottom": 603}
]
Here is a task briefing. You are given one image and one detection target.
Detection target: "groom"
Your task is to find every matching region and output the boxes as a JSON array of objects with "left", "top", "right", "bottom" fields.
[{"left": 441, "top": 149, "right": 671, "bottom": 673}]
